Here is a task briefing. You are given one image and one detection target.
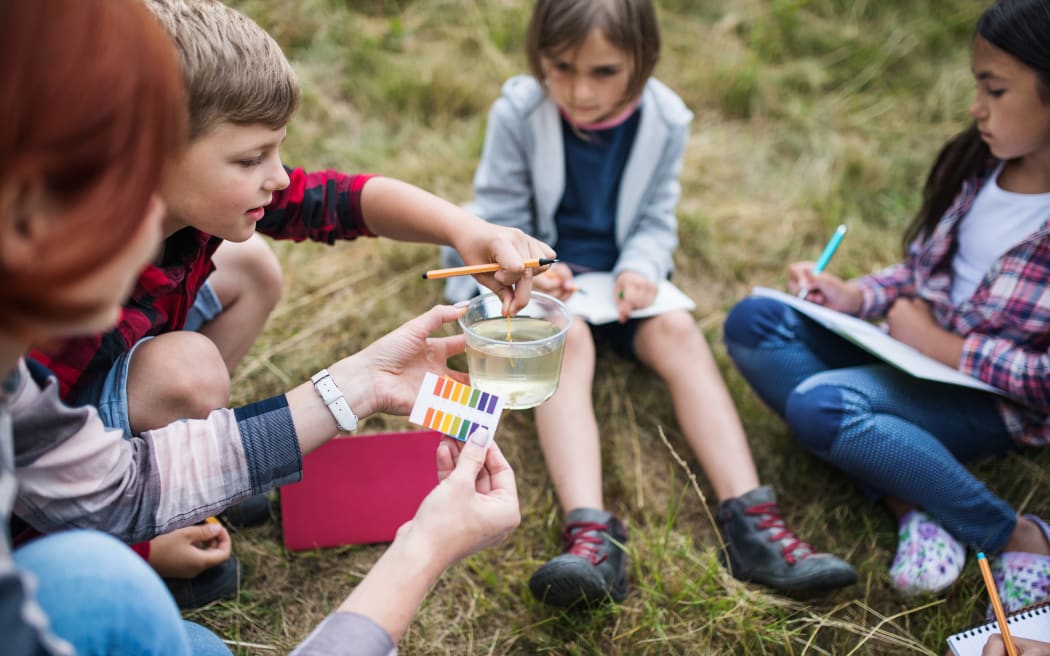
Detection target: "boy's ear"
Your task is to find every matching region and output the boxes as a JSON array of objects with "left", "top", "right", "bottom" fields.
[{"left": 0, "top": 178, "right": 53, "bottom": 271}]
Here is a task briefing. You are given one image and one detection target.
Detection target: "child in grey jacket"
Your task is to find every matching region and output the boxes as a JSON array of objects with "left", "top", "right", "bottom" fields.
[{"left": 443, "top": 0, "right": 857, "bottom": 609}]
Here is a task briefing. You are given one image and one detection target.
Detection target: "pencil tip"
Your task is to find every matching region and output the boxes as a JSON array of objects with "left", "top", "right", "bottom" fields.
[
  {"left": 420, "top": 272, "right": 429, "bottom": 280},
  {"left": 977, "top": 552, "right": 987, "bottom": 559}
]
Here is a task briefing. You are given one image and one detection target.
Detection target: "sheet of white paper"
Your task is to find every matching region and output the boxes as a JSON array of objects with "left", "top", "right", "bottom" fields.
[
  {"left": 565, "top": 272, "right": 696, "bottom": 325},
  {"left": 751, "top": 286, "right": 1007, "bottom": 397}
]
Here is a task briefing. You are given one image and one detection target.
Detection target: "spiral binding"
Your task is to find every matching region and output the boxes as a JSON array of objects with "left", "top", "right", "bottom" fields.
[{"left": 948, "top": 600, "right": 1050, "bottom": 647}]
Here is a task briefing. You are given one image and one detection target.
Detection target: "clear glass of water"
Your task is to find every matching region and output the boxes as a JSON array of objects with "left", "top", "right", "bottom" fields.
[{"left": 459, "top": 292, "right": 571, "bottom": 409}]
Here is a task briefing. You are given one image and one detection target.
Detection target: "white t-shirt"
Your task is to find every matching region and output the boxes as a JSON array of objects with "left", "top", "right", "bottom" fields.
[{"left": 951, "top": 163, "right": 1050, "bottom": 306}]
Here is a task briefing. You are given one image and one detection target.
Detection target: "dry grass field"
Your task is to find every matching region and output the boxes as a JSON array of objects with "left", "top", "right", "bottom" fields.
[{"left": 191, "top": 1, "right": 1050, "bottom": 653}]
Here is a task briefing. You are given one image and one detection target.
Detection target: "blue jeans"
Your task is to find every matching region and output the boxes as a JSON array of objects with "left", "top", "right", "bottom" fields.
[
  {"left": 13, "top": 530, "right": 230, "bottom": 656},
  {"left": 723, "top": 295, "right": 1018, "bottom": 552}
]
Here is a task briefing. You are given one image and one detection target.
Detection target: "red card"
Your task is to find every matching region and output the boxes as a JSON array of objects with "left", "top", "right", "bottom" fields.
[{"left": 280, "top": 430, "right": 442, "bottom": 550}]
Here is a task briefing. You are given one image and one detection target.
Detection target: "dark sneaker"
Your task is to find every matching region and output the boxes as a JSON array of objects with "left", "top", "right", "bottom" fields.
[
  {"left": 528, "top": 508, "right": 628, "bottom": 608},
  {"left": 164, "top": 553, "right": 242, "bottom": 610},
  {"left": 220, "top": 492, "right": 272, "bottom": 528},
  {"left": 717, "top": 485, "right": 857, "bottom": 594}
]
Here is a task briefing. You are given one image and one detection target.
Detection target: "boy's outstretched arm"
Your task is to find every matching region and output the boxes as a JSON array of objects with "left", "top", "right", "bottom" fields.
[{"left": 359, "top": 177, "right": 555, "bottom": 314}]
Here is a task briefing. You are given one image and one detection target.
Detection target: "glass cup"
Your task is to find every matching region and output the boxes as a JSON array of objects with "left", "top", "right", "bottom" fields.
[{"left": 459, "top": 292, "right": 571, "bottom": 409}]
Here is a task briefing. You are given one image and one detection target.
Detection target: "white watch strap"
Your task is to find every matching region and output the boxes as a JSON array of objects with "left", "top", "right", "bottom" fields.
[{"left": 310, "top": 368, "right": 358, "bottom": 432}]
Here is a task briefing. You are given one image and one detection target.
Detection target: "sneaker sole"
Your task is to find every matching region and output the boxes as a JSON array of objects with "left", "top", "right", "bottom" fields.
[{"left": 529, "top": 565, "right": 628, "bottom": 608}]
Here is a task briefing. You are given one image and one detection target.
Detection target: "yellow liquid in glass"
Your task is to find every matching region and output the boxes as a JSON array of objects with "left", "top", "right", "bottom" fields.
[{"left": 465, "top": 317, "right": 564, "bottom": 409}]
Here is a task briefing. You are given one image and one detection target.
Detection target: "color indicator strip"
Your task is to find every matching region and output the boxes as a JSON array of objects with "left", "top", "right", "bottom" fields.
[
  {"left": 416, "top": 408, "right": 485, "bottom": 442},
  {"left": 409, "top": 372, "right": 506, "bottom": 442}
]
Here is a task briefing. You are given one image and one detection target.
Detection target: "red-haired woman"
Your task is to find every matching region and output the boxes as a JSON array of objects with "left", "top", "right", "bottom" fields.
[
  {"left": 1, "top": 2, "right": 518, "bottom": 654},
  {"left": 0, "top": 0, "right": 209, "bottom": 653}
]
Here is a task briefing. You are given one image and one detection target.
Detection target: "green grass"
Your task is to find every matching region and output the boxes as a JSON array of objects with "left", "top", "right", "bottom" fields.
[{"left": 194, "top": 1, "right": 1050, "bottom": 653}]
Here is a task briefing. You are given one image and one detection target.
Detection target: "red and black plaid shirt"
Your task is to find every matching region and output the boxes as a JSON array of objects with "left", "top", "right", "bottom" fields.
[{"left": 31, "top": 168, "right": 376, "bottom": 401}]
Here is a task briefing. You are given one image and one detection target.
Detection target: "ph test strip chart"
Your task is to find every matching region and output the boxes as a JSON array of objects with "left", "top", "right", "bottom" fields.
[{"left": 409, "top": 372, "right": 505, "bottom": 442}]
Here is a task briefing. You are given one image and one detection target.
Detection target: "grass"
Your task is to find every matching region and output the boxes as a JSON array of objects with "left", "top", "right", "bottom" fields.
[{"left": 193, "top": 1, "right": 1050, "bottom": 653}]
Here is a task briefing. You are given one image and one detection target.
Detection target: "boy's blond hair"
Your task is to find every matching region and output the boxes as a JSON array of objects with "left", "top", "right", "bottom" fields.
[{"left": 144, "top": 0, "right": 299, "bottom": 139}]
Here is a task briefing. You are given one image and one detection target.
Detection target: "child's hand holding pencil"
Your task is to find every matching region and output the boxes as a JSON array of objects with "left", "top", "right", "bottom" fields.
[
  {"left": 532, "top": 262, "right": 579, "bottom": 302},
  {"left": 787, "top": 261, "right": 864, "bottom": 314},
  {"left": 982, "top": 634, "right": 1050, "bottom": 655}
]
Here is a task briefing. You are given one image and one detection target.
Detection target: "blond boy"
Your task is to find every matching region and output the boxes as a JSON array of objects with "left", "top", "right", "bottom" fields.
[{"left": 29, "top": 0, "right": 551, "bottom": 607}]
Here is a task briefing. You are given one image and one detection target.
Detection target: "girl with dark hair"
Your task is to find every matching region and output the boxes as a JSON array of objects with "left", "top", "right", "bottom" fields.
[{"left": 724, "top": 0, "right": 1050, "bottom": 610}]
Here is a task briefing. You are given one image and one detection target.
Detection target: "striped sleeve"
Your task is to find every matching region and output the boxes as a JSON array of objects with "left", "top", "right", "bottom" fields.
[
  {"left": 11, "top": 361, "right": 301, "bottom": 545},
  {"left": 290, "top": 612, "right": 397, "bottom": 656}
]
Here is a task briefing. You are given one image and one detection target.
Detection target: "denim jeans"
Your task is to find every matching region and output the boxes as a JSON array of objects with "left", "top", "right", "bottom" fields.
[
  {"left": 723, "top": 295, "right": 1018, "bottom": 552},
  {"left": 13, "top": 530, "right": 230, "bottom": 656}
]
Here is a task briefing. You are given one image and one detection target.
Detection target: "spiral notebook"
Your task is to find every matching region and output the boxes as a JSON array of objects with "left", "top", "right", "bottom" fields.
[{"left": 946, "top": 600, "right": 1050, "bottom": 654}]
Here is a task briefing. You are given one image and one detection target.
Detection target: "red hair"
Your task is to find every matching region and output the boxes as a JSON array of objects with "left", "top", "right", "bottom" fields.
[{"left": 0, "top": 0, "right": 186, "bottom": 332}]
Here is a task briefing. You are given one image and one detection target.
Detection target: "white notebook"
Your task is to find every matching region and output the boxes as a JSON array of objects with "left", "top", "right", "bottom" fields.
[
  {"left": 751, "top": 286, "right": 1010, "bottom": 398},
  {"left": 946, "top": 601, "right": 1050, "bottom": 655},
  {"left": 565, "top": 272, "right": 696, "bottom": 325}
]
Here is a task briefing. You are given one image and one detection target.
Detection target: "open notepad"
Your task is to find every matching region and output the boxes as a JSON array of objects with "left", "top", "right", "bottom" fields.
[
  {"left": 751, "top": 287, "right": 1009, "bottom": 397},
  {"left": 565, "top": 272, "right": 696, "bottom": 325},
  {"left": 946, "top": 601, "right": 1050, "bottom": 654}
]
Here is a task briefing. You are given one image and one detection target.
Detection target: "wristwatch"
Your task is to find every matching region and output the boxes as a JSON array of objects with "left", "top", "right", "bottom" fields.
[{"left": 310, "top": 369, "right": 359, "bottom": 432}]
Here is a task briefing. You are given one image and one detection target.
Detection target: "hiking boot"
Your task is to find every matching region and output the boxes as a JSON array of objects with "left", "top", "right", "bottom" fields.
[
  {"left": 528, "top": 508, "right": 628, "bottom": 608},
  {"left": 164, "top": 553, "right": 242, "bottom": 610},
  {"left": 717, "top": 485, "right": 857, "bottom": 594},
  {"left": 220, "top": 492, "right": 272, "bottom": 528}
]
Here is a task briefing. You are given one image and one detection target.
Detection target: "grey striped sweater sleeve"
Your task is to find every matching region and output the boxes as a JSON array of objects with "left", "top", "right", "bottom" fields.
[
  {"left": 11, "top": 359, "right": 302, "bottom": 544},
  {"left": 1, "top": 365, "right": 75, "bottom": 655}
]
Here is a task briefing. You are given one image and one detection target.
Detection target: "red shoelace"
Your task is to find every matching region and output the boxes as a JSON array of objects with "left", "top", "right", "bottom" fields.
[
  {"left": 745, "top": 502, "right": 815, "bottom": 565},
  {"left": 562, "top": 521, "right": 609, "bottom": 565}
]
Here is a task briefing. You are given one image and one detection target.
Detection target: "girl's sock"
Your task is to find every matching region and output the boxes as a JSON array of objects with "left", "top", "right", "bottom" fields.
[{"left": 889, "top": 510, "right": 966, "bottom": 595}]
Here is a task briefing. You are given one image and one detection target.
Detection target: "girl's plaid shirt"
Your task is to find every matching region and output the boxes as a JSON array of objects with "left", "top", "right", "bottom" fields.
[{"left": 856, "top": 160, "right": 1050, "bottom": 446}]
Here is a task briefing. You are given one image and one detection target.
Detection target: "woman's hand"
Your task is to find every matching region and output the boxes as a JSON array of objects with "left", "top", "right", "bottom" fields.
[
  {"left": 398, "top": 431, "right": 520, "bottom": 566},
  {"left": 334, "top": 429, "right": 520, "bottom": 643},
  {"left": 453, "top": 223, "right": 556, "bottom": 315},
  {"left": 147, "top": 522, "right": 231, "bottom": 579},
  {"left": 788, "top": 261, "right": 863, "bottom": 314},
  {"left": 614, "top": 270, "right": 657, "bottom": 323},
  {"left": 329, "top": 304, "right": 469, "bottom": 418}
]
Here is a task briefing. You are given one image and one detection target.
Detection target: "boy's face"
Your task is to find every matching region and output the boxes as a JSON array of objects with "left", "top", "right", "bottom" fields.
[{"left": 160, "top": 122, "right": 290, "bottom": 240}]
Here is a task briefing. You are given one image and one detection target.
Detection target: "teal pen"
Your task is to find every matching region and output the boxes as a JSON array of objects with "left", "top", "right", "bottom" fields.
[{"left": 798, "top": 224, "right": 847, "bottom": 299}]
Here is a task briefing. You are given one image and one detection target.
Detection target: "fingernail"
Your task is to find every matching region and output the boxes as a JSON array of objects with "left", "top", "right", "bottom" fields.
[
  {"left": 469, "top": 427, "right": 491, "bottom": 447},
  {"left": 453, "top": 300, "right": 471, "bottom": 308},
  {"left": 208, "top": 523, "right": 221, "bottom": 535}
]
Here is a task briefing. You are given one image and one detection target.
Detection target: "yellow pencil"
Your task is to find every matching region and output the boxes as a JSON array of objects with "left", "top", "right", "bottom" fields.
[
  {"left": 421, "top": 258, "right": 557, "bottom": 280},
  {"left": 977, "top": 552, "right": 1018, "bottom": 656}
]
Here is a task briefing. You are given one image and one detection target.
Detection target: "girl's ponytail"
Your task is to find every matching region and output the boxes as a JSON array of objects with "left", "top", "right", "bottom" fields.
[{"left": 903, "top": 126, "right": 988, "bottom": 250}]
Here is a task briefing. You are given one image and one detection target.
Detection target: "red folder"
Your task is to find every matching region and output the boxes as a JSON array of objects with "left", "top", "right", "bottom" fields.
[{"left": 280, "top": 430, "right": 443, "bottom": 550}]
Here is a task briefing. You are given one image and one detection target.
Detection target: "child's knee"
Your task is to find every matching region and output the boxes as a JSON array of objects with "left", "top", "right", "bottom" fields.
[
  {"left": 565, "top": 318, "right": 594, "bottom": 348},
  {"left": 785, "top": 382, "right": 847, "bottom": 454},
  {"left": 131, "top": 333, "right": 231, "bottom": 412},
  {"left": 723, "top": 296, "right": 790, "bottom": 349},
  {"left": 650, "top": 310, "right": 702, "bottom": 344}
]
